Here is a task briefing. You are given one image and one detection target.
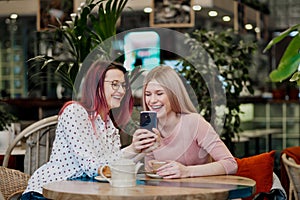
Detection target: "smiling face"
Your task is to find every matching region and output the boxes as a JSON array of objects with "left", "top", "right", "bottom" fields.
[
  {"left": 144, "top": 80, "right": 173, "bottom": 119},
  {"left": 103, "top": 69, "right": 126, "bottom": 109}
]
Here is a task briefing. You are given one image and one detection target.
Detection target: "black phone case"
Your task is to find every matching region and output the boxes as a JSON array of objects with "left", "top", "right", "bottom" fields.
[{"left": 140, "top": 111, "right": 157, "bottom": 131}]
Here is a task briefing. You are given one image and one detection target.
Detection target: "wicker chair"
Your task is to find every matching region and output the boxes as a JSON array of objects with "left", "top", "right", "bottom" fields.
[
  {"left": 0, "top": 190, "right": 5, "bottom": 200},
  {"left": 2, "top": 115, "right": 58, "bottom": 175},
  {"left": 0, "top": 167, "right": 30, "bottom": 200},
  {"left": 282, "top": 153, "right": 300, "bottom": 200}
]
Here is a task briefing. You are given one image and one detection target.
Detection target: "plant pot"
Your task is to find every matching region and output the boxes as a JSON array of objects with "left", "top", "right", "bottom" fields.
[
  {"left": 288, "top": 88, "right": 299, "bottom": 100},
  {"left": 272, "top": 89, "right": 286, "bottom": 100}
]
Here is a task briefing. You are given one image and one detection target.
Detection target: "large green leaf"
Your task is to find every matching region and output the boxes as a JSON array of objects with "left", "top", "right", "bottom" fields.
[
  {"left": 269, "top": 34, "right": 300, "bottom": 82},
  {"left": 263, "top": 24, "right": 300, "bottom": 52}
]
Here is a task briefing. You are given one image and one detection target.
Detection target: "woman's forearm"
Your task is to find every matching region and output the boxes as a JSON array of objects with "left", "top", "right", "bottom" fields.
[
  {"left": 121, "top": 144, "right": 145, "bottom": 162},
  {"left": 187, "top": 162, "right": 227, "bottom": 177},
  {"left": 121, "top": 144, "right": 139, "bottom": 158}
]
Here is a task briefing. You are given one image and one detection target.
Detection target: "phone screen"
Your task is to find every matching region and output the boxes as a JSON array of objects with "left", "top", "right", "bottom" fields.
[{"left": 140, "top": 111, "right": 157, "bottom": 131}]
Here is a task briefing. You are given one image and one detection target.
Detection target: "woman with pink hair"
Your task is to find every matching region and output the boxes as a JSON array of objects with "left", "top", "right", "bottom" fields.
[{"left": 21, "top": 60, "right": 158, "bottom": 200}]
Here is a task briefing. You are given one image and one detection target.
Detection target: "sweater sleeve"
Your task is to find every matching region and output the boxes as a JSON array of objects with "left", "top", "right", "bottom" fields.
[{"left": 196, "top": 118, "right": 237, "bottom": 174}]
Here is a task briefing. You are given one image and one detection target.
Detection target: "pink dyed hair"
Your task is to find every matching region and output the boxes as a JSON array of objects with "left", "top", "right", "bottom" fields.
[{"left": 59, "top": 60, "right": 133, "bottom": 127}]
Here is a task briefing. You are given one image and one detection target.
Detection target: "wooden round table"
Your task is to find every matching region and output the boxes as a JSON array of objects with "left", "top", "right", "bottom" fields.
[{"left": 43, "top": 175, "right": 256, "bottom": 200}]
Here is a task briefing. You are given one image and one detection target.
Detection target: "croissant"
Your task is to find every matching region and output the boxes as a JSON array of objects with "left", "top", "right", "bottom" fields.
[{"left": 98, "top": 166, "right": 111, "bottom": 178}]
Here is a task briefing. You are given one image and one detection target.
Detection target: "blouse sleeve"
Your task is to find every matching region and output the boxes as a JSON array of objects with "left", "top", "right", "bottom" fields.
[
  {"left": 59, "top": 103, "right": 111, "bottom": 177},
  {"left": 196, "top": 117, "right": 237, "bottom": 174}
]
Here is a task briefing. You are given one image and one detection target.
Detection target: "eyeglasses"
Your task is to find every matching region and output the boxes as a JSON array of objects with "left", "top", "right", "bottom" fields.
[{"left": 104, "top": 80, "right": 127, "bottom": 91}]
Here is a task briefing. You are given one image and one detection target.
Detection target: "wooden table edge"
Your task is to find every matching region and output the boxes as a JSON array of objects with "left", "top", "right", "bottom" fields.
[{"left": 43, "top": 175, "right": 256, "bottom": 200}]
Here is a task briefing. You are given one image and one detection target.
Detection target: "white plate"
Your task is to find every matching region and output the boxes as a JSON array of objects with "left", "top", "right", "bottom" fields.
[
  {"left": 146, "top": 173, "right": 162, "bottom": 179},
  {"left": 94, "top": 176, "right": 109, "bottom": 182}
]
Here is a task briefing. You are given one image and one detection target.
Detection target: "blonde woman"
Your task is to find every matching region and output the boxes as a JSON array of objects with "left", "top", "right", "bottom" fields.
[{"left": 143, "top": 65, "right": 237, "bottom": 179}]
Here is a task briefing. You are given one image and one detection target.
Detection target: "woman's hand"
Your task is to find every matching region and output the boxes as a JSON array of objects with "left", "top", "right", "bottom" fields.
[
  {"left": 131, "top": 128, "right": 159, "bottom": 153},
  {"left": 142, "top": 128, "right": 161, "bottom": 153},
  {"left": 156, "top": 161, "right": 190, "bottom": 179}
]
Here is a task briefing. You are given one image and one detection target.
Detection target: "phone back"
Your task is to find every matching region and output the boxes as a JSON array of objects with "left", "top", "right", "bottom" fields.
[{"left": 140, "top": 111, "right": 157, "bottom": 131}]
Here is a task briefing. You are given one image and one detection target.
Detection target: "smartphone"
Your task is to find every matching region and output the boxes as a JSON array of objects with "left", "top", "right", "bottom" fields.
[{"left": 140, "top": 111, "right": 157, "bottom": 131}]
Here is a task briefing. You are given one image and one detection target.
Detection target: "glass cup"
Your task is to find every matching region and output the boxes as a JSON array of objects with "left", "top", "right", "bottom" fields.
[{"left": 152, "top": 161, "right": 167, "bottom": 173}]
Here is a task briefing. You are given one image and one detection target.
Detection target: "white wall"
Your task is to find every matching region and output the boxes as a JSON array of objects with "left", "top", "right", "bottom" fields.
[{"left": 0, "top": 0, "right": 38, "bottom": 16}]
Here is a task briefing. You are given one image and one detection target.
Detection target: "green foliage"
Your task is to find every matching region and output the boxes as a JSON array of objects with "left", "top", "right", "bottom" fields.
[
  {"left": 263, "top": 24, "right": 300, "bottom": 86},
  {"left": 180, "top": 29, "right": 257, "bottom": 150},
  {"left": 0, "top": 105, "right": 17, "bottom": 131},
  {"left": 28, "top": 0, "right": 128, "bottom": 95}
]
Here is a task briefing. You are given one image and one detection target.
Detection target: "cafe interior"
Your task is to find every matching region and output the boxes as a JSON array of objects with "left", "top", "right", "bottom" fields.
[{"left": 0, "top": 0, "right": 299, "bottom": 199}]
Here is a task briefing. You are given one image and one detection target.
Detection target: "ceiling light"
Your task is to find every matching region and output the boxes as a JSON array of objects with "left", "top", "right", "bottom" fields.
[
  {"left": 208, "top": 10, "right": 218, "bottom": 17},
  {"left": 254, "top": 27, "right": 260, "bottom": 33},
  {"left": 192, "top": 5, "right": 202, "bottom": 11},
  {"left": 222, "top": 16, "right": 230, "bottom": 22},
  {"left": 245, "top": 24, "right": 253, "bottom": 30},
  {"left": 10, "top": 13, "right": 18, "bottom": 19},
  {"left": 144, "top": 7, "right": 152, "bottom": 13}
]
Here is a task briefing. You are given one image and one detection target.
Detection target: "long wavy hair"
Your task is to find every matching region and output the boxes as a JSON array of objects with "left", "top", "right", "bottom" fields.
[
  {"left": 142, "top": 65, "right": 197, "bottom": 114},
  {"left": 60, "top": 60, "right": 133, "bottom": 127}
]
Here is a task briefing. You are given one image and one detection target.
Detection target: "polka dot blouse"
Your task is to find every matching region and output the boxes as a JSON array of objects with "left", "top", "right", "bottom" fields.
[{"left": 23, "top": 103, "right": 123, "bottom": 194}]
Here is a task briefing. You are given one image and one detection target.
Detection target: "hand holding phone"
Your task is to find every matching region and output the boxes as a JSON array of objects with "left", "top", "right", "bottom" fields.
[{"left": 138, "top": 111, "right": 159, "bottom": 153}]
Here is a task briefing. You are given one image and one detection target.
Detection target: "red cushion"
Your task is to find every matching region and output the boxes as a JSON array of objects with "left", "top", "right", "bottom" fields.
[{"left": 235, "top": 150, "right": 275, "bottom": 200}]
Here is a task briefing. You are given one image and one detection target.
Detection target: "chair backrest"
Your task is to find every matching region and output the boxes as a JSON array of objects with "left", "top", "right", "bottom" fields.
[
  {"left": 2, "top": 115, "right": 58, "bottom": 175},
  {"left": 282, "top": 153, "right": 300, "bottom": 200},
  {"left": 0, "top": 166, "right": 30, "bottom": 200}
]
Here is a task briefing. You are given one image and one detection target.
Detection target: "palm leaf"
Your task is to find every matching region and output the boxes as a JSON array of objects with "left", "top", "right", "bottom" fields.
[{"left": 28, "top": 0, "right": 129, "bottom": 96}]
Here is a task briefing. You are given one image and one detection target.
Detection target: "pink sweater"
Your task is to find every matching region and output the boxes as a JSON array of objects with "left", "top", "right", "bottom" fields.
[{"left": 145, "top": 113, "right": 237, "bottom": 175}]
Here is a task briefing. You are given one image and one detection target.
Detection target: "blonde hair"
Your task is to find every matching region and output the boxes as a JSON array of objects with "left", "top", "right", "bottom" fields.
[{"left": 142, "top": 65, "right": 197, "bottom": 114}]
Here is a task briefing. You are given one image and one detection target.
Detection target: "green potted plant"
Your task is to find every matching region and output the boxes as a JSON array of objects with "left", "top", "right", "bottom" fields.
[
  {"left": 180, "top": 29, "right": 257, "bottom": 151},
  {"left": 263, "top": 24, "right": 300, "bottom": 86},
  {"left": 0, "top": 105, "right": 17, "bottom": 132},
  {"left": 28, "top": 0, "right": 129, "bottom": 96}
]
